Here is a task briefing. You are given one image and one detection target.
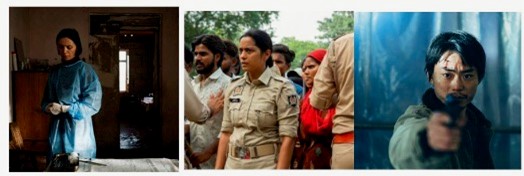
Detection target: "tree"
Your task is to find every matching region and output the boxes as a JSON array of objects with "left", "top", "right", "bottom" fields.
[
  {"left": 280, "top": 37, "right": 328, "bottom": 70},
  {"left": 184, "top": 11, "right": 279, "bottom": 46},
  {"left": 316, "top": 11, "right": 354, "bottom": 44}
]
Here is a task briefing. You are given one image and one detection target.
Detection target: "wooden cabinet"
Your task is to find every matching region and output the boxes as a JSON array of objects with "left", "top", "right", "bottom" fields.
[{"left": 12, "top": 71, "right": 50, "bottom": 152}]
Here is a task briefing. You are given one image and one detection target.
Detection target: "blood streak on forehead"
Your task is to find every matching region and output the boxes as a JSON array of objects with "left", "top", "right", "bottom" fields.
[{"left": 437, "top": 51, "right": 470, "bottom": 71}]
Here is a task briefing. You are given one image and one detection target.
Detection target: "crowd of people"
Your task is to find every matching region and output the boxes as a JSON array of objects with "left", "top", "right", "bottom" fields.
[
  {"left": 38, "top": 24, "right": 496, "bottom": 171},
  {"left": 184, "top": 29, "right": 354, "bottom": 169}
]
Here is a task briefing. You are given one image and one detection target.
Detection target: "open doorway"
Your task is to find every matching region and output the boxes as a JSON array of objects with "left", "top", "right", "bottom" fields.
[
  {"left": 90, "top": 14, "right": 162, "bottom": 158},
  {"left": 118, "top": 29, "right": 160, "bottom": 155}
]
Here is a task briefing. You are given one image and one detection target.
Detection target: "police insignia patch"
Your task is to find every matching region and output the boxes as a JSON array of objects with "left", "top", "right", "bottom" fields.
[
  {"left": 233, "top": 86, "right": 243, "bottom": 96},
  {"left": 288, "top": 95, "right": 297, "bottom": 107}
]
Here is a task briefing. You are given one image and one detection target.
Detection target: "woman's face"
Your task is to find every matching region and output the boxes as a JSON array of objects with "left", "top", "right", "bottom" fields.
[
  {"left": 302, "top": 57, "right": 320, "bottom": 88},
  {"left": 238, "top": 36, "right": 270, "bottom": 74},
  {"left": 57, "top": 37, "right": 77, "bottom": 60}
]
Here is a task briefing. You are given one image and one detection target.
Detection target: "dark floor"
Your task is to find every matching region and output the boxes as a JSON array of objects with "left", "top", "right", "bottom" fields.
[
  {"left": 120, "top": 119, "right": 156, "bottom": 149},
  {"left": 116, "top": 97, "right": 163, "bottom": 158},
  {"left": 9, "top": 150, "right": 47, "bottom": 171}
]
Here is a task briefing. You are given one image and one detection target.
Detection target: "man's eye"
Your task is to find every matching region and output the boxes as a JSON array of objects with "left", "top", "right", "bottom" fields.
[
  {"left": 463, "top": 74, "right": 474, "bottom": 80},
  {"left": 443, "top": 73, "right": 452, "bottom": 79}
]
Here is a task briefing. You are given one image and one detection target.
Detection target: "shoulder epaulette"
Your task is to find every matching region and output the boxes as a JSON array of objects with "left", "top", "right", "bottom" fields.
[{"left": 271, "top": 75, "right": 287, "bottom": 83}]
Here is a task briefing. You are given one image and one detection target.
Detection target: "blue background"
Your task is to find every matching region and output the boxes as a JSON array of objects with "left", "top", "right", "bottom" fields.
[{"left": 354, "top": 12, "right": 521, "bottom": 169}]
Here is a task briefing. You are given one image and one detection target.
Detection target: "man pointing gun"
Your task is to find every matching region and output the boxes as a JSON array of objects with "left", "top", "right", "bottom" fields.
[{"left": 389, "top": 31, "right": 494, "bottom": 169}]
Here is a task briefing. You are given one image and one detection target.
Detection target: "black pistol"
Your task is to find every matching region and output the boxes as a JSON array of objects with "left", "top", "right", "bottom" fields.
[{"left": 444, "top": 94, "right": 461, "bottom": 127}]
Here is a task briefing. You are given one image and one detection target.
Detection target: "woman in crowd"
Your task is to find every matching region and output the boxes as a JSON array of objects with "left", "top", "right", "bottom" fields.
[
  {"left": 299, "top": 49, "right": 334, "bottom": 169},
  {"left": 215, "top": 29, "right": 299, "bottom": 169}
]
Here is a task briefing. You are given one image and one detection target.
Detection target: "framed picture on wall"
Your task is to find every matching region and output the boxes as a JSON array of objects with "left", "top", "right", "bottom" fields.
[{"left": 14, "top": 38, "right": 25, "bottom": 70}]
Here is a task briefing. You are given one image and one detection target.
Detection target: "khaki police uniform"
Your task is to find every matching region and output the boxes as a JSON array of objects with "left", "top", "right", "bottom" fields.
[
  {"left": 310, "top": 33, "right": 354, "bottom": 169},
  {"left": 270, "top": 64, "right": 281, "bottom": 76},
  {"left": 221, "top": 67, "right": 299, "bottom": 169},
  {"left": 184, "top": 71, "right": 211, "bottom": 123}
]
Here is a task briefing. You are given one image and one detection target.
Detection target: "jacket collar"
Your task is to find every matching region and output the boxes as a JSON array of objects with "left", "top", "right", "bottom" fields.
[{"left": 61, "top": 57, "right": 81, "bottom": 67}]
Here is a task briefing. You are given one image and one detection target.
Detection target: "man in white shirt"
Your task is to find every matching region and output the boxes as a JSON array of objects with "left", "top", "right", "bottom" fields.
[{"left": 188, "top": 34, "right": 231, "bottom": 169}]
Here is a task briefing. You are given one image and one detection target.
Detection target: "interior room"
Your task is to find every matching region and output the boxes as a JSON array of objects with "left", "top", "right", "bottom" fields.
[{"left": 8, "top": 7, "right": 179, "bottom": 172}]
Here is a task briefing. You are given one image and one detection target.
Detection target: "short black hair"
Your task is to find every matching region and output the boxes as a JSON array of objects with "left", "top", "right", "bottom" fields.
[
  {"left": 223, "top": 40, "right": 238, "bottom": 59},
  {"left": 191, "top": 34, "right": 225, "bottom": 66},
  {"left": 223, "top": 40, "right": 240, "bottom": 75},
  {"left": 56, "top": 28, "right": 82, "bottom": 57},
  {"left": 272, "top": 44, "right": 295, "bottom": 65},
  {"left": 240, "top": 29, "right": 273, "bottom": 67},
  {"left": 184, "top": 45, "right": 193, "bottom": 65},
  {"left": 425, "top": 31, "right": 486, "bottom": 82}
]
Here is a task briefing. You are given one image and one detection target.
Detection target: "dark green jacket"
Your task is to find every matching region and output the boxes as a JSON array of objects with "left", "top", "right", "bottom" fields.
[{"left": 389, "top": 88, "right": 494, "bottom": 169}]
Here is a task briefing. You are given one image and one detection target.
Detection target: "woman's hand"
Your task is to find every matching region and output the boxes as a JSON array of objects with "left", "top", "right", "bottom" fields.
[
  {"left": 46, "top": 102, "right": 63, "bottom": 115},
  {"left": 277, "top": 136, "right": 295, "bottom": 169},
  {"left": 215, "top": 132, "right": 231, "bottom": 169}
]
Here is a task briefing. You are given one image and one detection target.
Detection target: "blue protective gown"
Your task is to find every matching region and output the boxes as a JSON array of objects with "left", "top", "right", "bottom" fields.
[{"left": 41, "top": 59, "right": 102, "bottom": 159}]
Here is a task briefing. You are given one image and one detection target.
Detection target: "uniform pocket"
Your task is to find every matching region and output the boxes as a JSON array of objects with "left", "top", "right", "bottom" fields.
[
  {"left": 254, "top": 102, "right": 276, "bottom": 128},
  {"left": 228, "top": 102, "right": 242, "bottom": 125}
]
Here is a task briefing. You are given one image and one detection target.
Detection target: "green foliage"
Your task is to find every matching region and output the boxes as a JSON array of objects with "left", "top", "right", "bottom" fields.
[
  {"left": 184, "top": 11, "right": 354, "bottom": 73},
  {"left": 316, "top": 11, "right": 354, "bottom": 44},
  {"left": 280, "top": 37, "right": 328, "bottom": 70},
  {"left": 184, "top": 11, "right": 279, "bottom": 46}
]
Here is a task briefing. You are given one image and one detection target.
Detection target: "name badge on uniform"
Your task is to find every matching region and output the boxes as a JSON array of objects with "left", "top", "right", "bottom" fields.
[
  {"left": 288, "top": 95, "right": 297, "bottom": 107},
  {"left": 230, "top": 98, "right": 241, "bottom": 103},
  {"left": 233, "top": 86, "right": 243, "bottom": 96}
]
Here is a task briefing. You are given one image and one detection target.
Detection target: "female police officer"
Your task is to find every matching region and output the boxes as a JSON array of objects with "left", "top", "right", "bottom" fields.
[{"left": 215, "top": 29, "right": 299, "bottom": 169}]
